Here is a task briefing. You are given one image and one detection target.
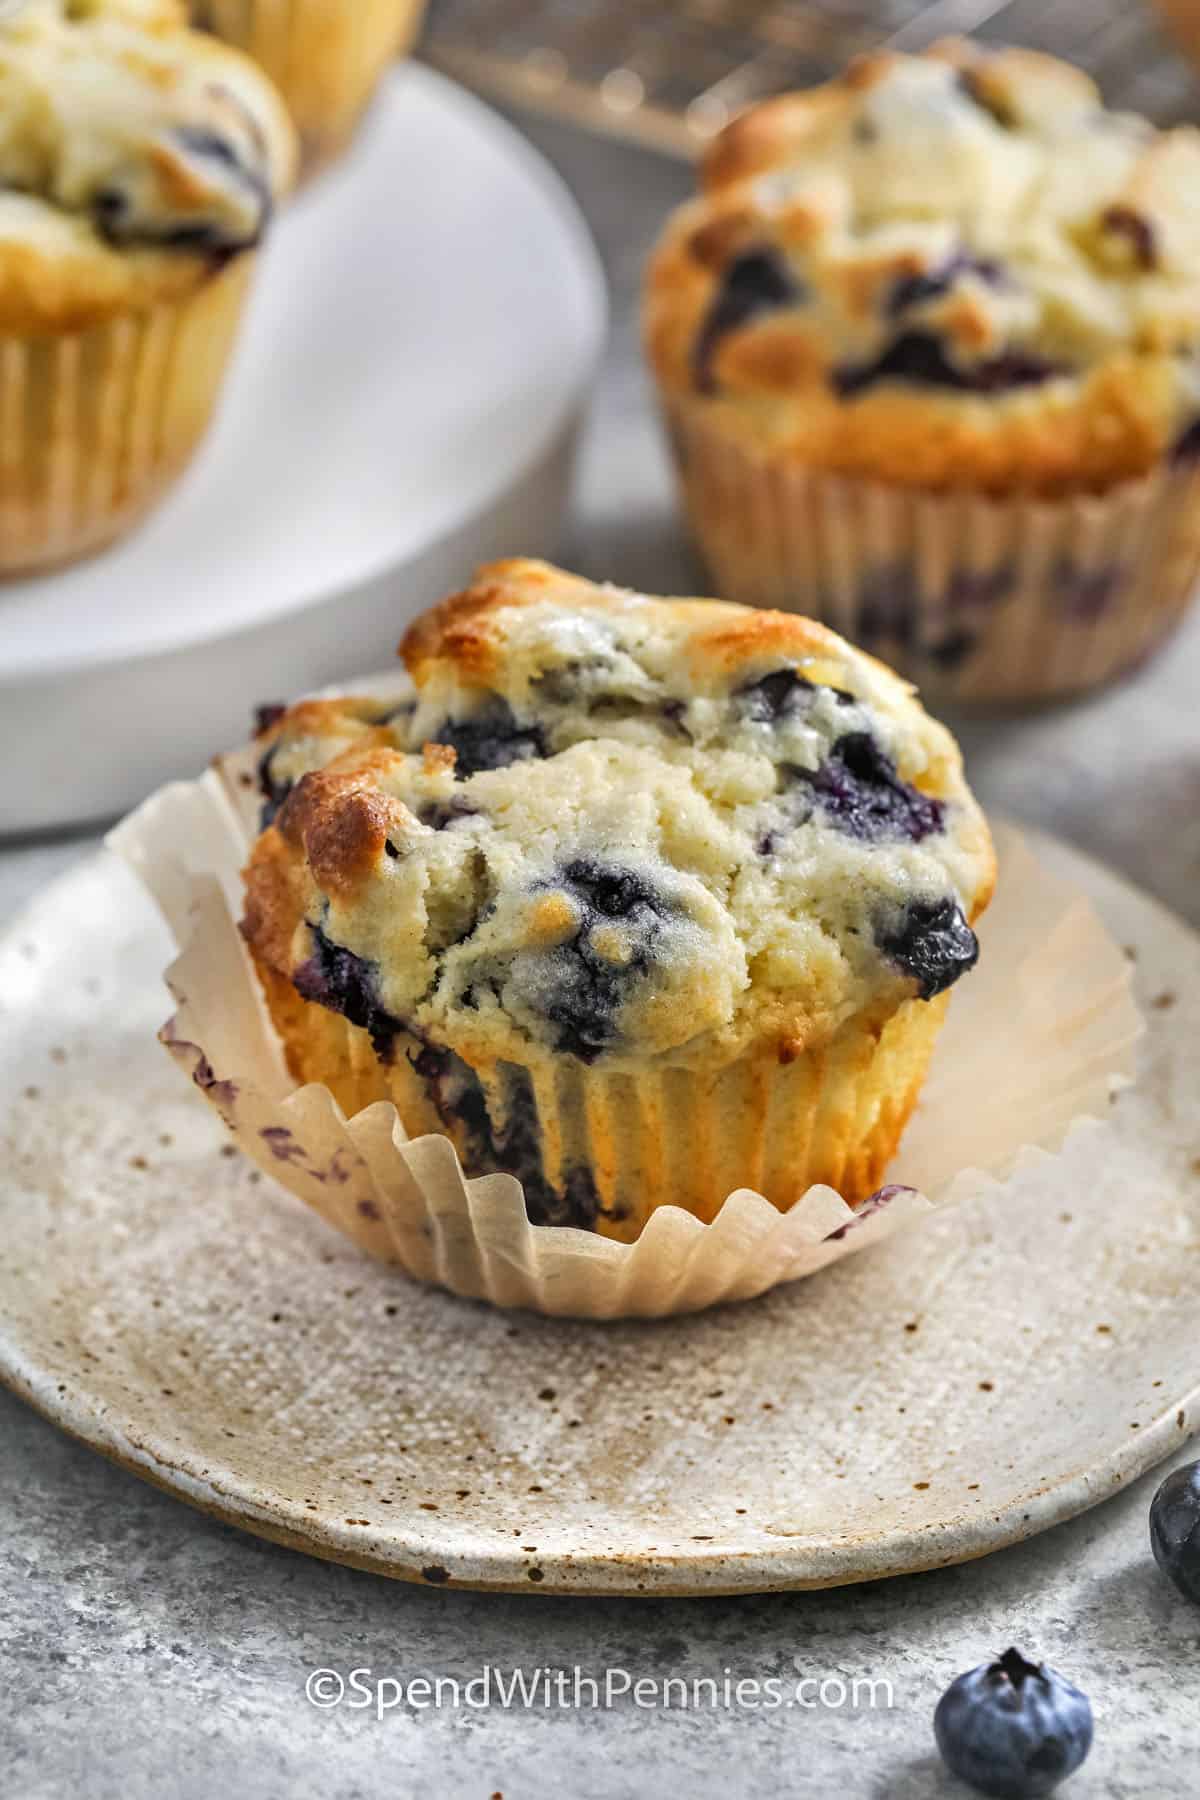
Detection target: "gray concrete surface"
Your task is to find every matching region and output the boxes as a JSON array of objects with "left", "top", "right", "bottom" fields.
[{"left": 3, "top": 110, "right": 1200, "bottom": 1800}]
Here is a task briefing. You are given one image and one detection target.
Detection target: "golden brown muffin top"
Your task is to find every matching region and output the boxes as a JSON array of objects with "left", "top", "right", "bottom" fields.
[
  {"left": 645, "top": 41, "right": 1200, "bottom": 494},
  {"left": 242, "top": 560, "right": 994, "bottom": 1075}
]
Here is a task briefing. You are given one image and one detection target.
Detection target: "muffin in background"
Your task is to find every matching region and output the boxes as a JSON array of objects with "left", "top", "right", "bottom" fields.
[
  {"left": 191, "top": 0, "right": 426, "bottom": 176},
  {"left": 241, "top": 559, "right": 994, "bottom": 1241},
  {"left": 645, "top": 39, "right": 1200, "bottom": 705},
  {"left": 0, "top": 1, "right": 295, "bottom": 574}
]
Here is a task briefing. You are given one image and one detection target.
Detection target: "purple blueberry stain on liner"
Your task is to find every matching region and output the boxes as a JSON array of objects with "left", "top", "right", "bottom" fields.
[
  {"left": 824, "top": 1185, "right": 916, "bottom": 1241},
  {"left": 409, "top": 1044, "right": 610, "bottom": 1230},
  {"left": 692, "top": 247, "right": 803, "bottom": 395},
  {"left": 851, "top": 560, "right": 1016, "bottom": 671},
  {"left": 1052, "top": 559, "right": 1125, "bottom": 623},
  {"left": 187, "top": 1051, "right": 239, "bottom": 1112},
  {"left": 260, "top": 1126, "right": 307, "bottom": 1166}
]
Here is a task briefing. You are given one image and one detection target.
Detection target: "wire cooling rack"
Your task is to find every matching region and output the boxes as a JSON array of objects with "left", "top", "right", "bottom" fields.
[{"left": 420, "top": 0, "right": 1196, "bottom": 155}]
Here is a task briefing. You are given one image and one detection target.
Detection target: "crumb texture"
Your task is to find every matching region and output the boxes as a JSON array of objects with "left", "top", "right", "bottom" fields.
[{"left": 243, "top": 560, "right": 994, "bottom": 1078}]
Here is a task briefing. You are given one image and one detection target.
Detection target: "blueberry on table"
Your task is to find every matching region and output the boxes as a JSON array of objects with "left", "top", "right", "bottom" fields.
[
  {"left": 934, "top": 1648, "right": 1093, "bottom": 1799},
  {"left": 1150, "top": 1458, "right": 1200, "bottom": 1602}
]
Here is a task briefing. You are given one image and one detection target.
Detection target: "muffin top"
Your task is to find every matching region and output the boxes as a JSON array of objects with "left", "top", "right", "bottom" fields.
[
  {"left": 645, "top": 40, "right": 1200, "bottom": 493},
  {"left": 242, "top": 560, "right": 994, "bottom": 1077},
  {"left": 0, "top": 0, "right": 295, "bottom": 330}
]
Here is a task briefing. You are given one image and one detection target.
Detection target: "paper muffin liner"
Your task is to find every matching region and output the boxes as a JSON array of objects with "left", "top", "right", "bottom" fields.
[
  {"left": 195, "top": 0, "right": 427, "bottom": 175},
  {"left": 664, "top": 399, "right": 1200, "bottom": 706},
  {"left": 108, "top": 740, "right": 1140, "bottom": 1318},
  {"left": 251, "top": 961, "right": 950, "bottom": 1237},
  {"left": 0, "top": 255, "right": 255, "bottom": 574}
]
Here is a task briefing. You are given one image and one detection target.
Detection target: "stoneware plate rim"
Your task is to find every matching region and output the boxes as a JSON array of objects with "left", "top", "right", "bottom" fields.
[{"left": 0, "top": 831, "right": 1196, "bottom": 1595}]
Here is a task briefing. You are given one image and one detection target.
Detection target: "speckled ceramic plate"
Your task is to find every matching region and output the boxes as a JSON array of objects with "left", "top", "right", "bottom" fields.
[{"left": 0, "top": 835, "right": 1197, "bottom": 1595}]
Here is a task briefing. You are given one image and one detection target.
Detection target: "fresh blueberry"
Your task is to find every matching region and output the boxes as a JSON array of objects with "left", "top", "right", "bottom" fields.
[
  {"left": 292, "top": 925, "right": 402, "bottom": 1058},
  {"left": 796, "top": 733, "right": 945, "bottom": 843},
  {"left": 692, "top": 248, "right": 802, "bottom": 394},
  {"left": 736, "top": 668, "right": 855, "bottom": 723},
  {"left": 834, "top": 331, "right": 1064, "bottom": 399},
  {"left": 530, "top": 859, "right": 669, "bottom": 1063},
  {"left": 934, "top": 1648, "right": 1093, "bottom": 1799},
  {"left": 1150, "top": 1458, "right": 1200, "bottom": 1602},
  {"left": 432, "top": 698, "right": 546, "bottom": 778},
  {"left": 483, "top": 1067, "right": 606, "bottom": 1228},
  {"left": 945, "top": 564, "right": 1018, "bottom": 616},
  {"left": 876, "top": 896, "right": 978, "bottom": 997},
  {"left": 853, "top": 561, "right": 1012, "bottom": 670}
]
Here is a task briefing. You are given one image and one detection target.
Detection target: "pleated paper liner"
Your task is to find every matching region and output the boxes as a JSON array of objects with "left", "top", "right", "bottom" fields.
[
  {"left": 664, "top": 399, "right": 1200, "bottom": 707},
  {"left": 0, "top": 257, "right": 255, "bottom": 574},
  {"left": 108, "top": 735, "right": 1140, "bottom": 1317}
]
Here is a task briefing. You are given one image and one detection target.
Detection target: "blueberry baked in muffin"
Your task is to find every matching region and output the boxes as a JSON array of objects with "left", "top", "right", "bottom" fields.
[
  {"left": 0, "top": 1, "right": 294, "bottom": 570},
  {"left": 241, "top": 560, "right": 994, "bottom": 1241},
  {"left": 645, "top": 40, "right": 1200, "bottom": 702}
]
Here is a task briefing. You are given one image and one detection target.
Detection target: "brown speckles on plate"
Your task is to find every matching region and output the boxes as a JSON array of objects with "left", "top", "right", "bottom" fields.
[{"left": 0, "top": 836, "right": 1196, "bottom": 1594}]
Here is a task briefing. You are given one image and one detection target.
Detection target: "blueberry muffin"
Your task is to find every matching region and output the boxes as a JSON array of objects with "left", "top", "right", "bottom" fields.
[
  {"left": 0, "top": 1, "right": 294, "bottom": 571},
  {"left": 190, "top": 0, "right": 425, "bottom": 176},
  {"left": 241, "top": 559, "right": 994, "bottom": 1241},
  {"left": 645, "top": 40, "right": 1200, "bottom": 703}
]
